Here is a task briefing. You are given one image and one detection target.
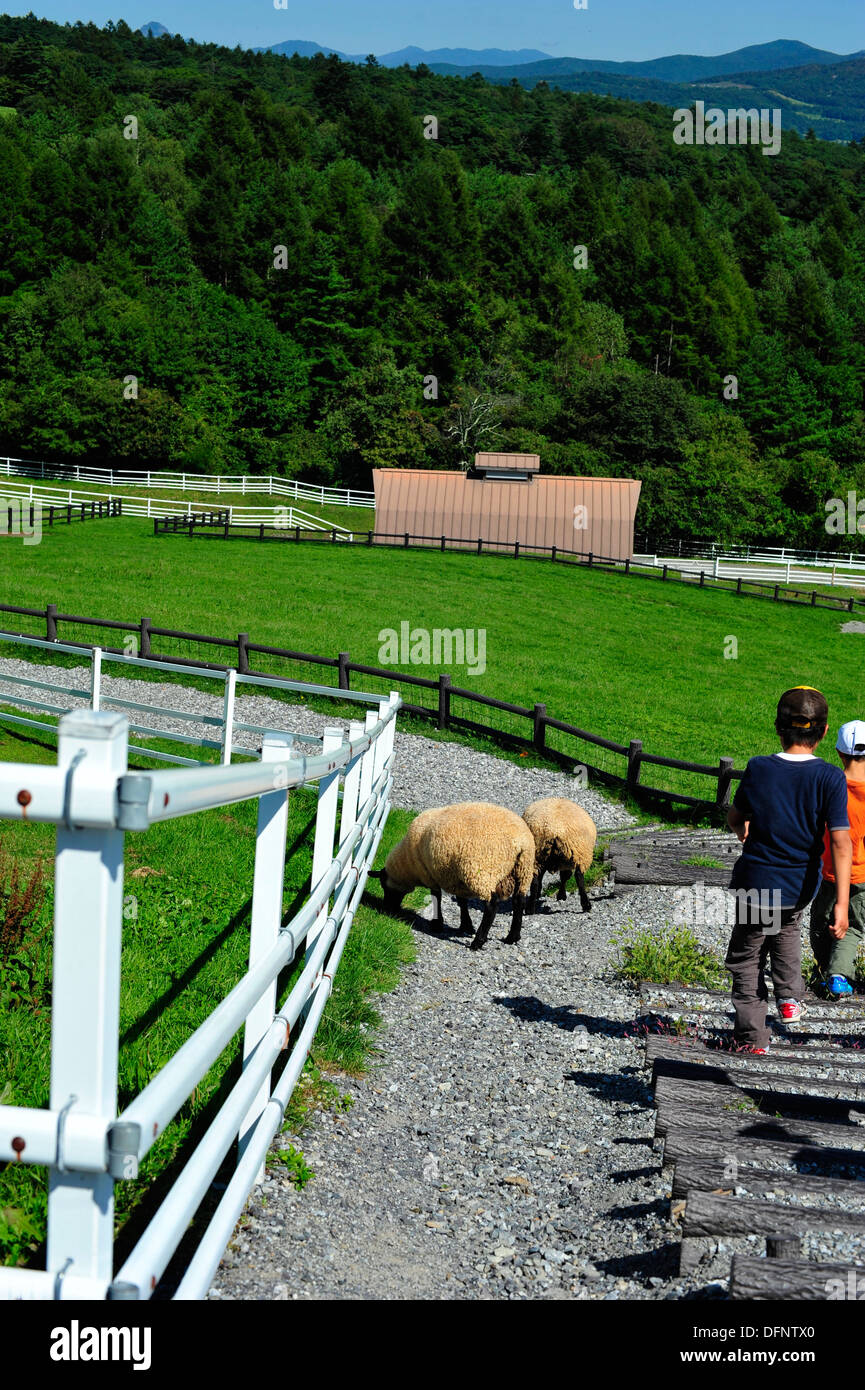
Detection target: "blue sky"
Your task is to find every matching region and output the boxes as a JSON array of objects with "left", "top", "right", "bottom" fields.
[{"left": 6, "top": 0, "right": 864, "bottom": 61}]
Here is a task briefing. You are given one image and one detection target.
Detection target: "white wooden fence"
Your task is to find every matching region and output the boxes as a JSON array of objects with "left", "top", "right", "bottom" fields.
[
  {"left": 0, "top": 479, "right": 354, "bottom": 535},
  {"left": 0, "top": 646, "right": 399, "bottom": 1299},
  {"left": 0, "top": 457, "right": 375, "bottom": 508}
]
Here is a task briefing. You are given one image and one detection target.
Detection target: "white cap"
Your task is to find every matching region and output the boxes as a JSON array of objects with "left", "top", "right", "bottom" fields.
[{"left": 836, "top": 720, "right": 865, "bottom": 755}]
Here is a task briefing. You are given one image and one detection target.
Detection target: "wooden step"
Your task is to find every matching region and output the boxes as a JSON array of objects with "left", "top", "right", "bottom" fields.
[
  {"left": 671, "top": 1156, "right": 865, "bottom": 1202},
  {"left": 662, "top": 1128, "right": 865, "bottom": 1173},
  {"left": 730, "top": 1254, "right": 865, "bottom": 1300}
]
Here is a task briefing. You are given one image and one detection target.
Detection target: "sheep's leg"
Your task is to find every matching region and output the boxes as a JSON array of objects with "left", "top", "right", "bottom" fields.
[
  {"left": 528, "top": 870, "right": 543, "bottom": 914},
  {"left": 458, "top": 898, "right": 474, "bottom": 934},
  {"left": 504, "top": 893, "right": 526, "bottom": 945},
  {"left": 470, "top": 897, "right": 497, "bottom": 951},
  {"left": 575, "top": 867, "right": 592, "bottom": 913},
  {"left": 557, "top": 869, "right": 570, "bottom": 902},
  {"left": 430, "top": 885, "right": 443, "bottom": 925}
]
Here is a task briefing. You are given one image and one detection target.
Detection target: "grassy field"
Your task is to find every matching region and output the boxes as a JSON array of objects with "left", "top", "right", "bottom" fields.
[
  {"left": 0, "top": 719, "right": 419, "bottom": 1270},
  {"left": 1, "top": 517, "right": 864, "bottom": 794}
]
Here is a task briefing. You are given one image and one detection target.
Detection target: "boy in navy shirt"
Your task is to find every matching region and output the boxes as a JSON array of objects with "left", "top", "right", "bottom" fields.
[{"left": 725, "top": 686, "right": 851, "bottom": 1052}]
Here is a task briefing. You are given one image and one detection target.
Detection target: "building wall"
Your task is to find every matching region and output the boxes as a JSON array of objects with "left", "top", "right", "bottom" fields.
[{"left": 372, "top": 470, "right": 642, "bottom": 561}]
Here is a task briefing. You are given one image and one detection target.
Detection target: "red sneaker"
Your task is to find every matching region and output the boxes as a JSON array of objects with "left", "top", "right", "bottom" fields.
[{"left": 779, "top": 1000, "right": 805, "bottom": 1023}]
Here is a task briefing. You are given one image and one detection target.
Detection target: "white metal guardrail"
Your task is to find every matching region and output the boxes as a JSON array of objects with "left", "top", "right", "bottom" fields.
[
  {"left": 0, "top": 632, "right": 365, "bottom": 767},
  {"left": 634, "top": 553, "right": 865, "bottom": 588},
  {"left": 0, "top": 680, "right": 399, "bottom": 1299},
  {"left": 0, "top": 457, "right": 376, "bottom": 508},
  {"left": 0, "top": 480, "right": 354, "bottom": 535}
]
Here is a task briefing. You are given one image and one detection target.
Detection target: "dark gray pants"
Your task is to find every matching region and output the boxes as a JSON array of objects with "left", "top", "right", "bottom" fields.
[{"left": 724, "top": 899, "right": 806, "bottom": 1048}]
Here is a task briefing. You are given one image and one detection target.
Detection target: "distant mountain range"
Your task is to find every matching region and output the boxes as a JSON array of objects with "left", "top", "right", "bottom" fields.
[
  {"left": 426, "top": 39, "right": 865, "bottom": 81},
  {"left": 137, "top": 29, "right": 865, "bottom": 139},
  {"left": 138, "top": 29, "right": 863, "bottom": 77}
]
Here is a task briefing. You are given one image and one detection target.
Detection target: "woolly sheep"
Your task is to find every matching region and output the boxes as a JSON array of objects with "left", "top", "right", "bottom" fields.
[
  {"left": 522, "top": 798, "right": 597, "bottom": 914},
  {"left": 374, "top": 801, "right": 536, "bottom": 950}
]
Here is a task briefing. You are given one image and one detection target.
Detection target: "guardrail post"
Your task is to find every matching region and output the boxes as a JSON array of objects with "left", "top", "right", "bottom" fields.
[
  {"left": 221, "top": 669, "right": 237, "bottom": 764},
  {"left": 437, "top": 673, "right": 451, "bottom": 730},
  {"left": 46, "top": 602, "right": 58, "bottom": 642},
  {"left": 237, "top": 633, "right": 250, "bottom": 675},
  {"left": 338, "top": 652, "right": 351, "bottom": 690},
  {"left": 239, "top": 733, "right": 293, "bottom": 1180},
  {"left": 90, "top": 647, "right": 102, "bottom": 711},
  {"left": 716, "top": 757, "right": 734, "bottom": 811},
  {"left": 139, "top": 617, "right": 151, "bottom": 659},
  {"left": 306, "top": 728, "right": 344, "bottom": 959},
  {"left": 48, "top": 710, "right": 128, "bottom": 1285},
  {"left": 533, "top": 702, "right": 546, "bottom": 752},
  {"left": 626, "top": 739, "right": 642, "bottom": 795}
]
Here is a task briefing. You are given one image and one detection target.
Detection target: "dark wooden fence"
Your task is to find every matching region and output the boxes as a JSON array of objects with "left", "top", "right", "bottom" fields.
[
  {"left": 1, "top": 498, "right": 122, "bottom": 530},
  {"left": 153, "top": 514, "right": 865, "bottom": 615},
  {"left": 0, "top": 598, "right": 746, "bottom": 818}
]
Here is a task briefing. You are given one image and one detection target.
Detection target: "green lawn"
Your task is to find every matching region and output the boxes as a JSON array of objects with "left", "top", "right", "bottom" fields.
[
  {"left": 1, "top": 517, "right": 862, "bottom": 792},
  {"left": 0, "top": 720, "right": 419, "bottom": 1269}
]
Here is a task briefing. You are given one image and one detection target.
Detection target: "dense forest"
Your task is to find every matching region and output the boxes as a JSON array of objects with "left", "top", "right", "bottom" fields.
[{"left": 0, "top": 13, "right": 864, "bottom": 544}]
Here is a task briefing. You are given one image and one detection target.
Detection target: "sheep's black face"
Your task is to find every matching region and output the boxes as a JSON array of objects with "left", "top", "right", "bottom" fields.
[{"left": 373, "top": 867, "right": 407, "bottom": 911}]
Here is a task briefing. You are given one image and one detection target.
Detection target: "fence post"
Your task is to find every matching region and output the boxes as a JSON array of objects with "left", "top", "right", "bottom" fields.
[
  {"left": 551, "top": 545, "right": 557, "bottom": 562},
  {"left": 774, "top": 584, "right": 780, "bottom": 601},
  {"left": 237, "top": 633, "right": 250, "bottom": 675},
  {"left": 404, "top": 532, "right": 410, "bottom": 548},
  {"left": 662, "top": 564, "right": 668, "bottom": 581},
  {"left": 699, "top": 571, "right": 705, "bottom": 587},
  {"left": 437, "top": 673, "right": 451, "bottom": 730},
  {"left": 238, "top": 732, "right": 293, "bottom": 1179},
  {"left": 850, "top": 598, "right": 856, "bottom": 613},
  {"left": 306, "top": 727, "right": 345, "bottom": 957},
  {"left": 716, "top": 757, "right": 734, "bottom": 811},
  {"left": 220, "top": 669, "right": 237, "bottom": 764},
  {"left": 47, "top": 710, "right": 128, "bottom": 1285},
  {"left": 811, "top": 590, "right": 817, "bottom": 607},
  {"left": 736, "top": 577, "right": 742, "bottom": 595},
  {"left": 441, "top": 535, "right": 446, "bottom": 552},
  {"left": 338, "top": 651, "right": 351, "bottom": 690},
  {"left": 626, "top": 739, "right": 643, "bottom": 795},
  {"left": 90, "top": 647, "right": 102, "bottom": 711},
  {"left": 532, "top": 702, "right": 546, "bottom": 752},
  {"left": 514, "top": 541, "right": 520, "bottom": 559},
  {"left": 588, "top": 552, "right": 593, "bottom": 567},
  {"left": 46, "top": 602, "right": 58, "bottom": 642},
  {"left": 139, "top": 617, "right": 151, "bottom": 659},
  {"left": 367, "top": 530, "right": 373, "bottom": 546},
  {"left": 477, "top": 538, "right": 482, "bottom": 555}
]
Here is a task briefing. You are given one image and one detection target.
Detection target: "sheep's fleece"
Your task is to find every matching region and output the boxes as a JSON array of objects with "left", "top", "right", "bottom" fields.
[
  {"left": 383, "top": 802, "right": 536, "bottom": 902},
  {"left": 522, "top": 798, "right": 597, "bottom": 872}
]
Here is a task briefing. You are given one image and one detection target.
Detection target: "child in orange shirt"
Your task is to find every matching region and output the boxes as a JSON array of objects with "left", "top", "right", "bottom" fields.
[{"left": 810, "top": 720, "right": 865, "bottom": 997}]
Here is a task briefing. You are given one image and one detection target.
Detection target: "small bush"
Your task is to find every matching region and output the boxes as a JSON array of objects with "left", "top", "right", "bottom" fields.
[
  {"left": 0, "top": 847, "right": 48, "bottom": 1011},
  {"left": 613, "top": 921, "right": 730, "bottom": 989}
]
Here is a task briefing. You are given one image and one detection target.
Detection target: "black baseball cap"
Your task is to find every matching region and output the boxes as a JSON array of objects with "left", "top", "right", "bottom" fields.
[{"left": 776, "top": 685, "right": 828, "bottom": 732}]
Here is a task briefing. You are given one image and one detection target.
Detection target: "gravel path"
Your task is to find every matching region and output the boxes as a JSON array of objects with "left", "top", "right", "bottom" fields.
[{"left": 5, "top": 657, "right": 861, "bottom": 1298}]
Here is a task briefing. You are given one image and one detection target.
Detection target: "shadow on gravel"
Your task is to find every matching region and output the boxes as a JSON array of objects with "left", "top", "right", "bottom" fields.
[
  {"left": 564, "top": 1067, "right": 654, "bottom": 1110},
  {"left": 493, "top": 994, "right": 639, "bottom": 1036},
  {"left": 593, "top": 1241, "right": 680, "bottom": 1283}
]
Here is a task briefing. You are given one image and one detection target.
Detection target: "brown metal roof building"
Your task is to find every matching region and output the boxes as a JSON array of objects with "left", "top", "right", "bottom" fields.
[{"left": 372, "top": 456, "right": 642, "bottom": 562}]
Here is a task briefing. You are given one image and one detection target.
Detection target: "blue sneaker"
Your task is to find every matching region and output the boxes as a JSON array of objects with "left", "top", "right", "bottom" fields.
[{"left": 827, "top": 974, "right": 854, "bottom": 998}]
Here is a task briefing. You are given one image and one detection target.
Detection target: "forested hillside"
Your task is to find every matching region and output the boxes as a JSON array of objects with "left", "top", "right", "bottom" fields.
[{"left": 1, "top": 14, "right": 864, "bottom": 545}]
